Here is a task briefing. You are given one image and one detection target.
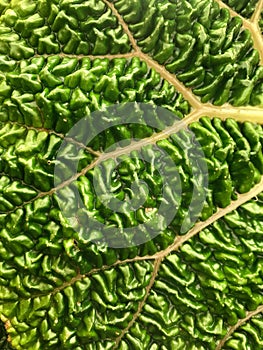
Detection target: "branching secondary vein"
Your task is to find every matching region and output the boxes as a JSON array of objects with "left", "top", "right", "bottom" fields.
[
  {"left": 216, "top": 304, "right": 263, "bottom": 349},
  {"left": 216, "top": 0, "right": 263, "bottom": 64},
  {"left": 112, "top": 257, "right": 162, "bottom": 349},
  {"left": 102, "top": 0, "right": 140, "bottom": 52},
  {"left": 216, "top": 0, "right": 249, "bottom": 25},
  {"left": 251, "top": 0, "right": 263, "bottom": 24}
]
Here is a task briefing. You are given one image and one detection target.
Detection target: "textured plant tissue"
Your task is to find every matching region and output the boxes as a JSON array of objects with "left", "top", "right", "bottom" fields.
[{"left": 0, "top": 1, "right": 263, "bottom": 349}]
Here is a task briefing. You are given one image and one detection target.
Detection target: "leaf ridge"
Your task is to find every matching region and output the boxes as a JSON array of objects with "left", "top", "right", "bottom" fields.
[
  {"left": 110, "top": 176, "right": 263, "bottom": 346},
  {"left": 216, "top": 0, "right": 251, "bottom": 24},
  {"left": 3, "top": 105, "right": 259, "bottom": 218},
  {"left": 106, "top": 0, "right": 263, "bottom": 105},
  {"left": 215, "top": 304, "right": 263, "bottom": 349},
  {"left": 102, "top": 0, "right": 140, "bottom": 53},
  {"left": 10, "top": 175, "right": 263, "bottom": 303},
  {"left": 8, "top": 173, "right": 262, "bottom": 349},
  {"left": 102, "top": 0, "right": 202, "bottom": 108},
  {"left": 159, "top": 175, "right": 263, "bottom": 259},
  {"left": 1, "top": 110, "right": 199, "bottom": 216},
  {"left": 104, "top": 0, "right": 263, "bottom": 108},
  {"left": 216, "top": 0, "right": 263, "bottom": 63},
  {"left": 1, "top": 120, "right": 101, "bottom": 156},
  {"left": 112, "top": 257, "right": 162, "bottom": 349}
]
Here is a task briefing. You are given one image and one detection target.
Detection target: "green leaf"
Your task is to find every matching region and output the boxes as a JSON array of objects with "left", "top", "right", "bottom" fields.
[{"left": 0, "top": 0, "right": 263, "bottom": 349}]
